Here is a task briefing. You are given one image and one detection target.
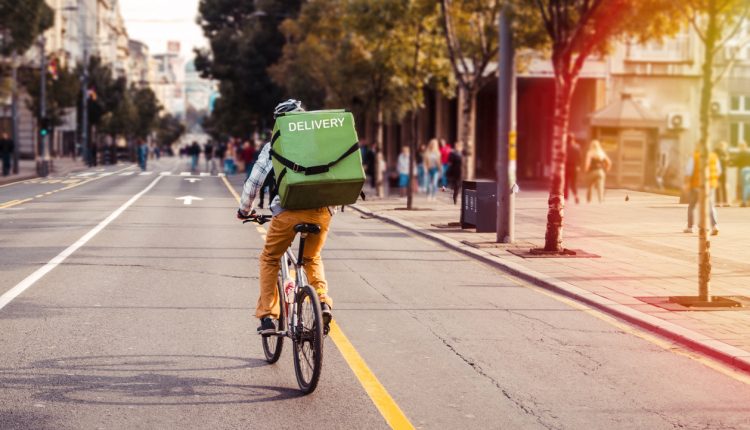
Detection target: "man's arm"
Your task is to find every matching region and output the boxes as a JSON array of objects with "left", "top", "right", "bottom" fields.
[{"left": 239, "top": 143, "right": 272, "bottom": 216}]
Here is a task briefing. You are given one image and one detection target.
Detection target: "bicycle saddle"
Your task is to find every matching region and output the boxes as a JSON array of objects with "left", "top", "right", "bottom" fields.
[{"left": 294, "top": 223, "right": 321, "bottom": 234}]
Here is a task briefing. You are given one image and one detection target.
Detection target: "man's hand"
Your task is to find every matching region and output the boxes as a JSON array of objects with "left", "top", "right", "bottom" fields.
[{"left": 237, "top": 208, "right": 255, "bottom": 220}]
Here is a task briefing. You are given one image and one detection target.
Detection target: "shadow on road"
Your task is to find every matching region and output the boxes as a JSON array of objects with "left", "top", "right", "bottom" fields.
[{"left": 0, "top": 354, "right": 302, "bottom": 406}]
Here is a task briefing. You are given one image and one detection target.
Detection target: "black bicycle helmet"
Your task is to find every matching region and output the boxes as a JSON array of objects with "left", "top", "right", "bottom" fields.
[{"left": 273, "top": 99, "right": 304, "bottom": 118}]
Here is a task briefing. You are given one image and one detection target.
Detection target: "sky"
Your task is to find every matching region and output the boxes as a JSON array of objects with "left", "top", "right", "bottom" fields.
[{"left": 120, "top": 0, "right": 208, "bottom": 59}]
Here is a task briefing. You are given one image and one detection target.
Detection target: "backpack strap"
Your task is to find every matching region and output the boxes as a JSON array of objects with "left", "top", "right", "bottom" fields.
[{"left": 270, "top": 142, "right": 360, "bottom": 176}]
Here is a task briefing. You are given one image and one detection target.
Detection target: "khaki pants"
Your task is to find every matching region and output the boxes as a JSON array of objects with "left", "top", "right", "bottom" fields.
[{"left": 256, "top": 208, "right": 333, "bottom": 319}]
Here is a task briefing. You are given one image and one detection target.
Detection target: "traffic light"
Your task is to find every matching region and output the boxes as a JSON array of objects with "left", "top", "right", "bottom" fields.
[{"left": 39, "top": 117, "right": 50, "bottom": 137}]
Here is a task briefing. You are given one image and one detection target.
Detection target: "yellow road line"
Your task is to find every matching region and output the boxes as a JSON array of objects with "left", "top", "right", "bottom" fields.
[
  {"left": 0, "top": 198, "right": 33, "bottom": 209},
  {"left": 0, "top": 165, "right": 136, "bottom": 208},
  {"left": 220, "top": 176, "right": 414, "bottom": 429},
  {"left": 499, "top": 273, "right": 750, "bottom": 386}
]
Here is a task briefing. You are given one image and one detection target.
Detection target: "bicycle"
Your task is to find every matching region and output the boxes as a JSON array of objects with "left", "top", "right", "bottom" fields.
[{"left": 241, "top": 213, "right": 325, "bottom": 394}]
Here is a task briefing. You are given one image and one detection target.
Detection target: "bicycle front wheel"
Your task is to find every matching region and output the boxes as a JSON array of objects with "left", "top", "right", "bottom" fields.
[
  {"left": 292, "top": 284, "right": 324, "bottom": 394},
  {"left": 261, "top": 279, "right": 284, "bottom": 363}
]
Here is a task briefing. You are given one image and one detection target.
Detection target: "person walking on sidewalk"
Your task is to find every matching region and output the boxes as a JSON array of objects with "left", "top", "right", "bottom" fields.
[
  {"left": 424, "top": 139, "right": 442, "bottom": 201},
  {"left": 736, "top": 142, "right": 750, "bottom": 207},
  {"left": 584, "top": 140, "right": 611, "bottom": 203},
  {"left": 439, "top": 138, "right": 451, "bottom": 189},
  {"left": 0, "top": 132, "right": 13, "bottom": 176},
  {"left": 447, "top": 141, "right": 464, "bottom": 204},
  {"left": 684, "top": 144, "right": 720, "bottom": 235},
  {"left": 564, "top": 133, "right": 581, "bottom": 204},
  {"left": 397, "top": 145, "right": 410, "bottom": 197}
]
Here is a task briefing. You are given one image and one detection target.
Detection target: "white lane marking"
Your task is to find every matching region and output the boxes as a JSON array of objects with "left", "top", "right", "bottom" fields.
[
  {"left": 0, "top": 176, "right": 164, "bottom": 312},
  {"left": 180, "top": 172, "right": 191, "bottom": 176},
  {"left": 76, "top": 172, "right": 95, "bottom": 177},
  {"left": 139, "top": 171, "right": 154, "bottom": 176},
  {"left": 99, "top": 172, "right": 114, "bottom": 177},
  {"left": 199, "top": 172, "right": 210, "bottom": 177},
  {"left": 160, "top": 172, "right": 172, "bottom": 176},
  {"left": 176, "top": 195, "right": 203, "bottom": 205},
  {"left": 218, "top": 173, "right": 226, "bottom": 177},
  {"left": 184, "top": 178, "right": 200, "bottom": 183},
  {"left": 120, "top": 172, "right": 135, "bottom": 176}
]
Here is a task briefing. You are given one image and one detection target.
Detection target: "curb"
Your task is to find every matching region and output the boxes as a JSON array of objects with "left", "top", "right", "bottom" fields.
[
  {"left": 350, "top": 203, "right": 750, "bottom": 374},
  {"left": 0, "top": 174, "right": 37, "bottom": 187}
]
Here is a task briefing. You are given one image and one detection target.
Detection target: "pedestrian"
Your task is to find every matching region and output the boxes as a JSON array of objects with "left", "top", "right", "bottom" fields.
[
  {"left": 416, "top": 143, "right": 426, "bottom": 193},
  {"left": 0, "top": 132, "right": 13, "bottom": 176},
  {"left": 190, "top": 141, "right": 200, "bottom": 172},
  {"left": 684, "top": 144, "right": 720, "bottom": 235},
  {"left": 215, "top": 141, "right": 227, "bottom": 173},
  {"left": 397, "top": 145, "right": 410, "bottom": 197},
  {"left": 565, "top": 133, "right": 581, "bottom": 204},
  {"left": 447, "top": 141, "right": 464, "bottom": 204},
  {"left": 137, "top": 139, "right": 148, "bottom": 171},
  {"left": 224, "top": 139, "right": 237, "bottom": 174},
  {"left": 584, "top": 139, "right": 611, "bottom": 203},
  {"left": 205, "top": 141, "right": 217, "bottom": 174},
  {"left": 424, "top": 138, "right": 442, "bottom": 201},
  {"left": 714, "top": 141, "right": 730, "bottom": 207},
  {"left": 736, "top": 142, "right": 750, "bottom": 206},
  {"left": 439, "top": 138, "right": 451, "bottom": 189}
]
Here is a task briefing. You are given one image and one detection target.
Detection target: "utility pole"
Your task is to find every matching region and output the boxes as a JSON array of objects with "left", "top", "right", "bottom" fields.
[
  {"left": 38, "top": 35, "right": 50, "bottom": 177},
  {"left": 496, "top": 6, "right": 515, "bottom": 243},
  {"left": 79, "top": 0, "right": 90, "bottom": 167},
  {"left": 11, "top": 50, "right": 19, "bottom": 174}
]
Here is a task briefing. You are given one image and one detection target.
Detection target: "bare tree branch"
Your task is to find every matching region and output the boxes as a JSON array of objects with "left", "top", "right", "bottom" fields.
[{"left": 440, "top": 0, "right": 469, "bottom": 89}]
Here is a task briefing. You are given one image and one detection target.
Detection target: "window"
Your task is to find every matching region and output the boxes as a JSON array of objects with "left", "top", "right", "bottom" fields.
[
  {"left": 730, "top": 95, "right": 750, "bottom": 113},
  {"left": 731, "top": 122, "right": 750, "bottom": 146}
]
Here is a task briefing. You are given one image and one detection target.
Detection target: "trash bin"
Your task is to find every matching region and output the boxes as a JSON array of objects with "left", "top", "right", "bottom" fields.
[{"left": 460, "top": 180, "right": 497, "bottom": 233}]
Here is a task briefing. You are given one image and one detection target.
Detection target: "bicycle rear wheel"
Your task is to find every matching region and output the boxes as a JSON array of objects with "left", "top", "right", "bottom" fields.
[
  {"left": 292, "top": 284, "right": 323, "bottom": 393},
  {"left": 261, "top": 279, "right": 284, "bottom": 363}
]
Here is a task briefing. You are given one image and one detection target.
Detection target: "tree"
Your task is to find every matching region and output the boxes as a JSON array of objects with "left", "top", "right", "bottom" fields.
[
  {"left": 19, "top": 62, "right": 79, "bottom": 129},
  {"left": 532, "top": 0, "right": 679, "bottom": 252},
  {"left": 195, "top": 0, "right": 303, "bottom": 137},
  {"left": 130, "top": 86, "right": 161, "bottom": 140},
  {"left": 0, "top": 0, "right": 53, "bottom": 56},
  {"left": 683, "top": 0, "right": 749, "bottom": 301},
  {"left": 272, "top": 0, "right": 451, "bottom": 199},
  {"left": 156, "top": 114, "right": 186, "bottom": 148}
]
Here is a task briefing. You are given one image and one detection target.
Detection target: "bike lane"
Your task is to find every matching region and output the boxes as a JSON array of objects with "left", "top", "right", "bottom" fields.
[{"left": 0, "top": 171, "right": 390, "bottom": 429}]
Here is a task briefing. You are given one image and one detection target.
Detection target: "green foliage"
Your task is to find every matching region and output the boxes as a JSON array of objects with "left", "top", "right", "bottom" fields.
[
  {"left": 272, "top": 0, "right": 451, "bottom": 123},
  {"left": 130, "top": 86, "right": 162, "bottom": 140},
  {"left": 18, "top": 62, "right": 80, "bottom": 128},
  {"left": 156, "top": 114, "right": 185, "bottom": 147},
  {"left": 0, "top": 0, "right": 54, "bottom": 55},
  {"left": 195, "top": 0, "right": 303, "bottom": 135}
]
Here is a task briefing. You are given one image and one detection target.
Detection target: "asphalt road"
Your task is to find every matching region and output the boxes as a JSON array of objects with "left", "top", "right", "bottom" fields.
[{"left": 1, "top": 156, "right": 750, "bottom": 430}]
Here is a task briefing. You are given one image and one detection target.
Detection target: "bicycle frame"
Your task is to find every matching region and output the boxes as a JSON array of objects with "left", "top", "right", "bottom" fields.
[{"left": 276, "top": 234, "right": 311, "bottom": 339}]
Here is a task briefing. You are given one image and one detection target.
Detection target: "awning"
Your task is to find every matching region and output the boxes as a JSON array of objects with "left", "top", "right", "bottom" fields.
[{"left": 590, "top": 94, "right": 663, "bottom": 128}]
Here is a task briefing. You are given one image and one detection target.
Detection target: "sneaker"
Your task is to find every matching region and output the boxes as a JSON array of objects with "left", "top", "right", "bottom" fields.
[
  {"left": 321, "top": 303, "right": 332, "bottom": 335},
  {"left": 711, "top": 227, "right": 719, "bottom": 236},
  {"left": 683, "top": 227, "right": 694, "bottom": 233},
  {"left": 257, "top": 317, "right": 277, "bottom": 335}
]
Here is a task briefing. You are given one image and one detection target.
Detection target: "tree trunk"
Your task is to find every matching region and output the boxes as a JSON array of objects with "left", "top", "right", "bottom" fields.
[
  {"left": 543, "top": 75, "right": 574, "bottom": 252},
  {"left": 458, "top": 85, "right": 477, "bottom": 180},
  {"left": 697, "top": 5, "right": 718, "bottom": 301},
  {"left": 375, "top": 106, "right": 385, "bottom": 198}
]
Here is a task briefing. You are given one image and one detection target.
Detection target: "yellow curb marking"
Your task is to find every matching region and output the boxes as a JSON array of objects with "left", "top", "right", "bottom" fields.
[{"left": 220, "top": 175, "right": 414, "bottom": 429}]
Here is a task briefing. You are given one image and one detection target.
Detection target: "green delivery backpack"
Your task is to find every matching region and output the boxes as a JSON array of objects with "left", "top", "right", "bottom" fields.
[{"left": 269, "top": 110, "right": 365, "bottom": 210}]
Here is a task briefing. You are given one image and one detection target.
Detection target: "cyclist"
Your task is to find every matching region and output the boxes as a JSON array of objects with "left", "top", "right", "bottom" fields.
[{"left": 237, "top": 99, "right": 334, "bottom": 335}]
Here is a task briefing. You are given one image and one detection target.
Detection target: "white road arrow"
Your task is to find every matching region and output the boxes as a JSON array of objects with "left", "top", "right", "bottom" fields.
[
  {"left": 176, "top": 196, "right": 203, "bottom": 205},
  {"left": 184, "top": 178, "right": 201, "bottom": 183}
]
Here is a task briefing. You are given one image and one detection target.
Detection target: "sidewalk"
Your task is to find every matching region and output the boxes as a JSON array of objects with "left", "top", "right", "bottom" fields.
[
  {"left": 352, "top": 185, "right": 750, "bottom": 372},
  {"left": 0, "top": 157, "right": 89, "bottom": 186}
]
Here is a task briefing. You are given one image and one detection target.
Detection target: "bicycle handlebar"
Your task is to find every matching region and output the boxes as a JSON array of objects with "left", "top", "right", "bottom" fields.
[{"left": 239, "top": 212, "right": 273, "bottom": 225}]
